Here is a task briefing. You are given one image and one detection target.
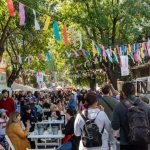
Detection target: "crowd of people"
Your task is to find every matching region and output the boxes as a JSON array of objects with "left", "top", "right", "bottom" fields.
[{"left": 0, "top": 82, "right": 150, "bottom": 150}]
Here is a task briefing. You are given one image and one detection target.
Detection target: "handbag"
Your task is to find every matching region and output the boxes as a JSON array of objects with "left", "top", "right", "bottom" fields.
[{"left": 63, "top": 134, "right": 74, "bottom": 144}]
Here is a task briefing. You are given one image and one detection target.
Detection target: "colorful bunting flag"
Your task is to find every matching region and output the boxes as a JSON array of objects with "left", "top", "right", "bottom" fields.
[
  {"left": 92, "top": 41, "right": 97, "bottom": 54},
  {"left": 19, "top": 3, "right": 25, "bottom": 25},
  {"left": 94, "top": 42, "right": 102, "bottom": 55},
  {"left": 109, "top": 46, "right": 113, "bottom": 56},
  {"left": 65, "top": 51, "right": 71, "bottom": 58},
  {"left": 79, "top": 33, "right": 82, "bottom": 50},
  {"left": 43, "top": 15, "right": 50, "bottom": 30},
  {"left": 46, "top": 51, "right": 52, "bottom": 61},
  {"left": 71, "top": 28, "right": 76, "bottom": 46},
  {"left": 53, "top": 21, "right": 61, "bottom": 41},
  {"left": 33, "top": 9, "right": 40, "bottom": 30},
  {"left": 6, "top": 0, "right": 16, "bottom": 16},
  {"left": 27, "top": 55, "right": 32, "bottom": 64},
  {"left": 106, "top": 49, "right": 113, "bottom": 62},
  {"left": 73, "top": 50, "right": 79, "bottom": 57},
  {"left": 38, "top": 54, "right": 43, "bottom": 60},
  {"left": 101, "top": 45, "right": 107, "bottom": 57},
  {"left": 63, "top": 25, "right": 69, "bottom": 45},
  {"left": 18, "top": 55, "right": 22, "bottom": 64},
  {"left": 84, "top": 49, "right": 90, "bottom": 56},
  {"left": 147, "top": 40, "right": 150, "bottom": 56},
  {"left": 82, "top": 49, "right": 86, "bottom": 56}
]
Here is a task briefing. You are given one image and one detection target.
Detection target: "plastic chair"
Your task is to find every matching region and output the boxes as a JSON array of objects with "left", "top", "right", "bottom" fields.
[{"left": 5, "top": 135, "right": 15, "bottom": 150}]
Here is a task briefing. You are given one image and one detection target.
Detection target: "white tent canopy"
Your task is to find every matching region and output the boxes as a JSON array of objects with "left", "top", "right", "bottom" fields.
[
  {"left": 11, "top": 82, "right": 38, "bottom": 93},
  {"left": 0, "top": 85, "right": 12, "bottom": 95}
]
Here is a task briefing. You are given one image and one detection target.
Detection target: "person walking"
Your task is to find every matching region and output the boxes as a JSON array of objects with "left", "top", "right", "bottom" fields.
[
  {"left": 74, "top": 92, "right": 111, "bottom": 150},
  {"left": 112, "top": 82, "right": 150, "bottom": 150},
  {"left": 99, "top": 84, "right": 118, "bottom": 121}
]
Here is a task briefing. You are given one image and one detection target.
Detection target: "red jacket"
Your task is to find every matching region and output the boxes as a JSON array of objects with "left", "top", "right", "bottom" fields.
[{"left": 0, "top": 98, "right": 15, "bottom": 116}]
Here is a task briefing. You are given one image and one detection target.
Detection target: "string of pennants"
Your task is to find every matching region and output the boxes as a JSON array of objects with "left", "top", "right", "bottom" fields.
[
  {"left": 11, "top": 51, "right": 53, "bottom": 66},
  {"left": 6, "top": 0, "right": 150, "bottom": 71},
  {"left": 67, "top": 69, "right": 106, "bottom": 80}
]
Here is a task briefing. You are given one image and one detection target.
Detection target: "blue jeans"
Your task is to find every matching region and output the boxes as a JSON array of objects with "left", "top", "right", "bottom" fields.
[{"left": 57, "top": 141, "right": 72, "bottom": 150}]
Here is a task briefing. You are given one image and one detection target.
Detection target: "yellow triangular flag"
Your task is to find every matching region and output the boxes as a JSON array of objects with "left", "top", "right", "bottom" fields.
[
  {"left": 92, "top": 41, "right": 97, "bottom": 54},
  {"left": 43, "top": 15, "right": 51, "bottom": 30},
  {"left": 140, "top": 43, "right": 145, "bottom": 59}
]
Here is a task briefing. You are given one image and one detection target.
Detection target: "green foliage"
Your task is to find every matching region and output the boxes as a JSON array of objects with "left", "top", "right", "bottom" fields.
[{"left": 0, "top": 0, "right": 150, "bottom": 87}]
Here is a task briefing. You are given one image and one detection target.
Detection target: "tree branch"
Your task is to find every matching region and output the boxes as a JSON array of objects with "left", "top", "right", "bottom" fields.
[{"left": 0, "top": 16, "right": 12, "bottom": 46}]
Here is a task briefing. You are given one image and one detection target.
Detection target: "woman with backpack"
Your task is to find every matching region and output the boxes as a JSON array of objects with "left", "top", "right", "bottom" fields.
[{"left": 74, "top": 92, "right": 111, "bottom": 150}]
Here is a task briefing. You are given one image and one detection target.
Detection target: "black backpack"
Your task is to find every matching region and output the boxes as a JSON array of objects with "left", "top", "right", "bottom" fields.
[
  {"left": 123, "top": 99, "right": 150, "bottom": 144},
  {"left": 80, "top": 111, "right": 104, "bottom": 148}
]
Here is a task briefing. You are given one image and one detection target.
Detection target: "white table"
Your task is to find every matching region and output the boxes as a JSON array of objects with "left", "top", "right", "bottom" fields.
[
  {"left": 37, "top": 120, "right": 64, "bottom": 124},
  {"left": 28, "top": 132, "right": 65, "bottom": 149}
]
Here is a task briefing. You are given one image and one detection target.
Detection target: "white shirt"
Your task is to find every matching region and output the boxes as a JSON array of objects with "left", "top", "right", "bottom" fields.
[{"left": 74, "top": 108, "right": 111, "bottom": 150}]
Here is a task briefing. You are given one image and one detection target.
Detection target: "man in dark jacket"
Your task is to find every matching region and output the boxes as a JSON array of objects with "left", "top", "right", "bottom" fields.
[
  {"left": 99, "top": 84, "right": 118, "bottom": 120},
  {"left": 112, "top": 82, "right": 150, "bottom": 150}
]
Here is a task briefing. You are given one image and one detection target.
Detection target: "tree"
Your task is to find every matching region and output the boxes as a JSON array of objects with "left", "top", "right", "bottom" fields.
[
  {"left": 51, "top": 0, "right": 150, "bottom": 89},
  {"left": 0, "top": 0, "right": 57, "bottom": 87}
]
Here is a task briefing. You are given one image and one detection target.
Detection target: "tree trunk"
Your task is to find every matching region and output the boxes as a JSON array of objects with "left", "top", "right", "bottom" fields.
[
  {"left": 112, "top": 18, "right": 117, "bottom": 44},
  {"left": 106, "top": 64, "right": 120, "bottom": 89},
  {"left": 0, "top": 46, "right": 4, "bottom": 61},
  {"left": 7, "top": 66, "right": 22, "bottom": 87}
]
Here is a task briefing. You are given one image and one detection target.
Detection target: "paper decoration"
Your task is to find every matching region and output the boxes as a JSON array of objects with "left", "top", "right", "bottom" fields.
[
  {"left": 53, "top": 21, "right": 61, "bottom": 41},
  {"left": 63, "top": 25, "right": 69, "bottom": 45},
  {"left": 99, "top": 56, "right": 102, "bottom": 62},
  {"left": 79, "top": 33, "right": 82, "bottom": 50},
  {"left": 6, "top": 0, "right": 15, "bottom": 16},
  {"left": 84, "top": 62, "right": 87, "bottom": 68},
  {"left": 36, "top": 72, "right": 43, "bottom": 83},
  {"left": 38, "top": 54, "right": 43, "bottom": 60},
  {"left": 120, "top": 55, "right": 129, "bottom": 76},
  {"left": 46, "top": 51, "right": 52, "bottom": 61},
  {"left": 131, "top": 44, "right": 135, "bottom": 61},
  {"left": 128, "top": 44, "right": 132, "bottom": 54},
  {"left": 147, "top": 40, "right": 150, "bottom": 56},
  {"left": 18, "top": 55, "right": 22, "bottom": 64},
  {"left": 43, "top": 15, "right": 50, "bottom": 30},
  {"left": 71, "top": 28, "right": 76, "bottom": 46},
  {"left": 113, "top": 51, "right": 119, "bottom": 63},
  {"left": 19, "top": 3, "right": 25, "bottom": 25},
  {"left": 73, "top": 50, "right": 79, "bottom": 57},
  {"left": 65, "top": 51, "right": 71, "bottom": 58},
  {"left": 134, "top": 51, "right": 139, "bottom": 62},
  {"left": 82, "top": 49, "right": 86, "bottom": 56},
  {"left": 94, "top": 42, "right": 102, "bottom": 55},
  {"left": 106, "top": 49, "right": 113, "bottom": 62},
  {"left": 140, "top": 43, "right": 145, "bottom": 59},
  {"left": 121, "top": 45, "right": 126, "bottom": 55},
  {"left": 84, "top": 49, "right": 90, "bottom": 56},
  {"left": 92, "top": 41, "right": 97, "bottom": 54},
  {"left": 33, "top": 9, "right": 40, "bottom": 30},
  {"left": 27, "top": 55, "right": 32, "bottom": 64},
  {"left": 101, "top": 45, "right": 107, "bottom": 57},
  {"left": 109, "top": 46, "right": 113, "bottom": 56}
]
